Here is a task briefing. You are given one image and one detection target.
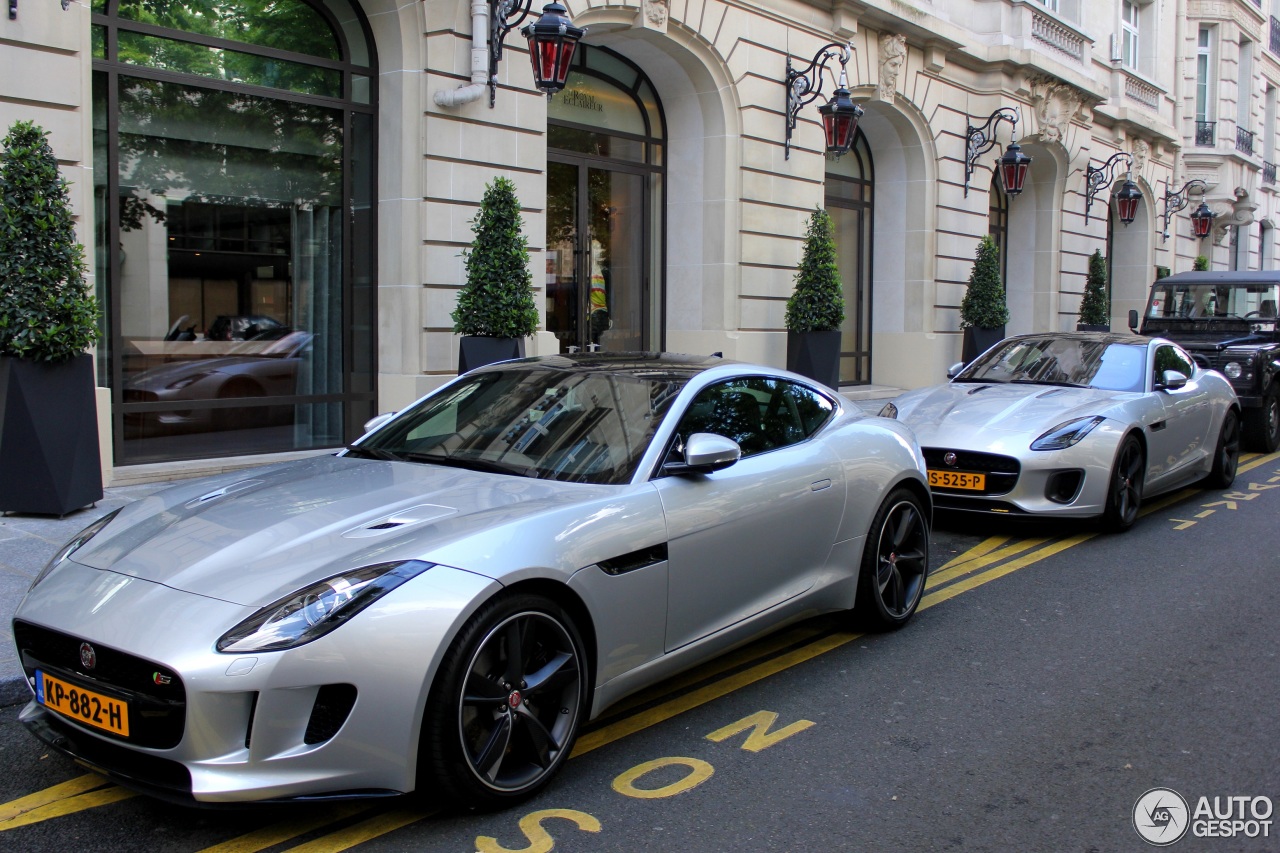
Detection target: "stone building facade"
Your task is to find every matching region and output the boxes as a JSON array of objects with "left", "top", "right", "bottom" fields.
[{"left": 3, "top": 0, "right": 1278, "bottom": 482}]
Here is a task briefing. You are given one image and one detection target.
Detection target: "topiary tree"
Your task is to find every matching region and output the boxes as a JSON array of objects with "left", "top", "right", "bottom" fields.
[
  {"left": 959, "top": 234, "right": 1008, "bottom": 329},
  {"left": 452, "top": 176, "right": 539, "bottom": 339},
  {"left": 785, "top": 208, "right": 844, "bottom": 333},
  {"left": 1192, "top": 254, "right": 1209, "bottom": 271},
  {"left": 0, "top": 121, "right": 99, "bottom": 363},
  {"left": 1079, "top": 249, "right": 1110, "bottom": 326}
]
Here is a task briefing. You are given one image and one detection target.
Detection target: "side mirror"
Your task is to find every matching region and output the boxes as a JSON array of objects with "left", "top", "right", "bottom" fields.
[
  {"left": 662, "top": 432, "right": 741, "bottom": 476},
  {"left": 1128, "top": 309, "right": 1139, "bottom": 332},
  {"left": 946, "top": 361, "right": 966, "bottom": 380},
  {"left": 1157, "top": 370, "right": 1188, "bottom": 391},
  {"left": 362, "top": 412, "right": 397, "bottom": 434}
]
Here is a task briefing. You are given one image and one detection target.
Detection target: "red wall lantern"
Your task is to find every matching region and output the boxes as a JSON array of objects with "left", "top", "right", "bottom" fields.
[
  {"left": 817, "top": 82, "right": 863, "bottom": 157},
  {"left": 998, "top": 142, "right": 1032, "bottom": 196},
  {"left": 521, "top": 2, "right": 585, "bottom": 97},
  {"left": 1190, "top": 201, "right": 1216, "bottom": 238},
  {"left": 1114, "top": 179, "right": 1142, "bottom": 225}
]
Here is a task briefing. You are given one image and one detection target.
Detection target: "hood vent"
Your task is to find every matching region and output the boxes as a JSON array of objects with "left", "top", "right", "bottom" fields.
[
  {"left": 343, "top": 504, "right": 457, "bottom": 539},
  {"left": 184, "top": 480, "right": 265, "bottom": 509}
]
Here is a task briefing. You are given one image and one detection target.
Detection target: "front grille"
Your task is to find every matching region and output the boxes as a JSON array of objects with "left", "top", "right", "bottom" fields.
[
  {"left": 13, "top": 621, "right": 186, "bottom": 749},
  {"left": 922, "top": 448, "right": 1020, "bottom": 496}
]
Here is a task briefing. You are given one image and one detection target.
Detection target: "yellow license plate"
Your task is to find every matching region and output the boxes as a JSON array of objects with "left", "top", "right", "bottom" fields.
[
  {"left": 928, "top": 469, "right": 987, "bottom": 491},
  {"left": 36, "top": 670, "right": 130, "bottom": 737}
]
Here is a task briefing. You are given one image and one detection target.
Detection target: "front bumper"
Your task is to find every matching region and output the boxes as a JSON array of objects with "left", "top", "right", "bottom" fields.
[{"left": 12, "top": 561, "right": 497, "bottom": 803}]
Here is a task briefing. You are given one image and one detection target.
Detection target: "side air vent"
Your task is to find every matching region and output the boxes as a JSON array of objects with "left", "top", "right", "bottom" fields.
[{"left": 304, "top": 684, "right": 358, "bottom": 744}]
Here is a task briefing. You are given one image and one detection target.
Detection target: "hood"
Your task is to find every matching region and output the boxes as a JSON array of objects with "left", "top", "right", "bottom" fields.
[
  {"left": 893, "top": 382, "right": 1132, "bottom": 446},
  {"left": 69, "top": 455, "right": 608, "bottom": 607},
  {"left": 126, "top": 357, "right": 265, "bottom": 389}
]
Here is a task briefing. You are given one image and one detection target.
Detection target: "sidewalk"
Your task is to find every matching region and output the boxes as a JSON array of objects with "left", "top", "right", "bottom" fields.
[{"left": 0, "top": 389, "right": 900, "bottom": 706}]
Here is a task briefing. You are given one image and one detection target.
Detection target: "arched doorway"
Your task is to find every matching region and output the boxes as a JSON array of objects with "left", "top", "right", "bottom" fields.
[
  {"left": 545, "top": 45, "right": 665, "bottom": 353},
  {"left": 92, "top": 0, "right": 378, "bottom": 465},
  {"left": 826, "top": 132, "right": 873, "bottom": 385},
  {"left": 1108, "top": 181, "right": 1153, "bottom": 329}
]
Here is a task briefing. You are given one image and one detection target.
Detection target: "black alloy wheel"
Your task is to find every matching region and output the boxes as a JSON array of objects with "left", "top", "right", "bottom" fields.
[
  {"left": 1102, "top": 434, "right": 1145, "bottom": 532},
  {"left": 1203, "top": 408, "right": 1240, "bottom": 489},
  {"left": 1244, "top": 383, "right": 1279, "bottom": 453},
  {"left": 421, "top": 594, "right": 586, "bottom": 807},
  {"left": 855, "top": 487, "right": 930, "bottom": 631}
]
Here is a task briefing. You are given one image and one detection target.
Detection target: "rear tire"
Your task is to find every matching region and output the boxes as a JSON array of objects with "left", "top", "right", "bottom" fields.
[
  {"left": 1202, "top": 408, "right": 1240, "bottom": 489},
  {"left": 1101, "top": 434, "right": 1144, "bottom": 532},
  {"left": 1243, "top": 382, "right": 1279, "bottom": 453},
  {"left": 854, "top": 487, "right": 930, "bottom": 631},
  {"left": 418, "top": 593, "right": 586, "bottom": 809}
]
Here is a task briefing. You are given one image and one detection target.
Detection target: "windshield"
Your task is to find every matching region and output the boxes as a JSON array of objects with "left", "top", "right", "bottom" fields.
[
  {"left": 1145, "top": 281, "right": 1279, "bottom": 325},
  {"left": 956, "top": 337, "right": 1146, "bottom": 393},
  {"left": 356, "top": 367, "right": 686, "bottom": 484}
]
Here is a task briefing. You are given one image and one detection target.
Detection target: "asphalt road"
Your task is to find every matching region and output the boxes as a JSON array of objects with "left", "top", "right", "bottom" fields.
[{"left": 0, "top": 452, "right": 1277, "bottom": 852}]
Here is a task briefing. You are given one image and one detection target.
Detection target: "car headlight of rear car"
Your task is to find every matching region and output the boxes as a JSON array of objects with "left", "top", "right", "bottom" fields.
[
  {"left": 217, "top": 560, "right": 434, "bottom": 653},
  {"left": 1223, "top": 362, "right": 1243, "bottom": 380},
  {"left": 1030, "top": 416, "right": 1106, "bottom": 451},
  {"left": 30, "top": 509, "right": 121, "bottom": 591},
  {"left": 878, "top": 401, "right": 899, "bottom": 419}
]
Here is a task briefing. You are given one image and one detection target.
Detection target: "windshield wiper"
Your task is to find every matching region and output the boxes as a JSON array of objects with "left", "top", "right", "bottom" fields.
[
  {"left": 1009, "top": 379, "right": 1087, "bottom": 388},
  {"left": 344, "top": 444, "right": 404, "bottom": 462},
  {"left": 400, "top": 451, "right": 538, "bottom": 478}
]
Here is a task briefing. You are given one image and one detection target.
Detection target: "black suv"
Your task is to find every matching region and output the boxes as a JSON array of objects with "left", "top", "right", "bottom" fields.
[{"left": 1130, "top": 270, "right": 1280, "bottom": 452}]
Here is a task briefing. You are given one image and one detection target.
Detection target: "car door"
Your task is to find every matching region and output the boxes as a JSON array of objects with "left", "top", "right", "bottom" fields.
[
  {"left": 653, "top": 378, "right": 844, "bottom": 652},
  {"left": 1146, "top": 344, "right": 1215, "bottom": 485}
]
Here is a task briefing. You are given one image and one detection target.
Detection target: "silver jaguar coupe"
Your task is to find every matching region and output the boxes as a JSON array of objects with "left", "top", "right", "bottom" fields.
[
  {"left": 881, "top": 332, "right": 1240, "bottom": 530},
  {"left": 14, "top": 353, "right": 931, "bottom": 807}
]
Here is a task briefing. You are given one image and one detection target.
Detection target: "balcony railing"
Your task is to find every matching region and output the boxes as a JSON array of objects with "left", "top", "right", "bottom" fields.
[
  {"left": 1265, "top": 162, "right": 1277, "bottom": 185},
  {"left": 1031, "top": 11, "right": 1085, "bottom": 64},
  {"left": 1123, "top": 73, "right": 1161, "bottom": 110},
  {"left": 1238, "top": 127, "right": 1256, "bottom": 156},
  {"left": 1195, "top": 120, "right": 1217, "bottom": 146},
  {"left": 1272, "top": 16, "right": 1280, "bottom": 55}
]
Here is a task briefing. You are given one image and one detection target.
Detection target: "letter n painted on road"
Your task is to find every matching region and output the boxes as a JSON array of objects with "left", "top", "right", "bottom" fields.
[{"left": 705, "top": 711, "right": 815, "bottom": 752}]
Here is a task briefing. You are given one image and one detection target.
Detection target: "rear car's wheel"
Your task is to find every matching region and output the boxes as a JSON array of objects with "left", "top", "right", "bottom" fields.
[
  {"left": 1243, "top": 382, "right": 1279, "bottom": 453},
  {"left": 1202, "top": 408, "right": 1240, "bottom": 489},
  {"left": 855, "top": 487, "right": 929, "bottom": 631},
  {"left": 1101, "top": 434, "right": 1145, "bottom": 532},
  {"left": 419, "top": 593, "right": 586, "bottom": 808}
]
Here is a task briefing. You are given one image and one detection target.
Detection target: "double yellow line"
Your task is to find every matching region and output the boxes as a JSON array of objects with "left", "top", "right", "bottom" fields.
[{"left": 4, "top": 449, "right": 1277, "bottom": 850}]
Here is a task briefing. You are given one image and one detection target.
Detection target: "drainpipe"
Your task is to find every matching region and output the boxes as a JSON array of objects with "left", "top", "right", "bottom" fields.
[
  {"left": 434, "top": 0, "right": 490, "bottom": 107},
  {"left": 1171, "top": 0, "right": 1187, "bottom": 187}
]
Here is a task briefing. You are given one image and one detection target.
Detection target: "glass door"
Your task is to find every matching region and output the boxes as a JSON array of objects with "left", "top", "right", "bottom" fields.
[{"left": 546, "top": 161, "right": 647, "bottom": 353}]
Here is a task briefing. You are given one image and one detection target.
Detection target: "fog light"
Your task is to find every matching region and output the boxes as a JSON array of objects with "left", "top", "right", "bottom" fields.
[{"left": 1224, "top": 362, "right": 1242, "bottom": 379}]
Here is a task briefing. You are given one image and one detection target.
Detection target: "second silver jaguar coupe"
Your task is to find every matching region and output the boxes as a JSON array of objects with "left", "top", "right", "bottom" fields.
[
  {"left": 14, "top": 353, "right": 931, "bottom": 808},
  {"left": 881, "top": 332, "right": 1240, "bottom": 530}
]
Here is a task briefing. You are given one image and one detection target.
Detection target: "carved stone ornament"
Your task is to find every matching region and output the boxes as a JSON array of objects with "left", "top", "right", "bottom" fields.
[
  {"left": 1212, "top": 187, "right": 1257, "bottom": 246},
  {"left": 878, "top": 33, "right": 907, "bottom": 103},
  {"left": 1029, "top": 76, "right": 1084, "bottom": 145},
  {"left": 638, "top": 0, "right": 668, "bottom": 32},
  {"left": 1131, "top": 139, "right": 1149, "bottom": 178}
]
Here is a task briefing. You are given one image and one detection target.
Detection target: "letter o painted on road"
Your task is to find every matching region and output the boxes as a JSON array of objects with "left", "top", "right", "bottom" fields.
[{"left": 612, "top": 757, "right": 715, "bottom": 799}]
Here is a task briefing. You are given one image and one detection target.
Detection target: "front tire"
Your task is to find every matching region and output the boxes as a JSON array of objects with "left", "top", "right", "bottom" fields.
[
  {"left": 1202, "top": 408, "right": 1240, "bottom": 489},
  {"left": 1101, "top": 434, "right": 1145, "bottom": 532},
  {"left": 419, "top": 593, "right": 587, "bottom": 809},
  {"left": 1244, "top": 382, "right": 1279, "bottom": 453},
  {"left": 854, "top": 487, "right": 930, "bottom": 631}
]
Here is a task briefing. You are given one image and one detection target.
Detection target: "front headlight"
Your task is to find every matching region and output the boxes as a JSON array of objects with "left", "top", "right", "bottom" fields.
[
  {"left": 30, "top": 509, "right": 121, "bottom": 591},
  {"left": 1030, "top": 416, "right": 1106, "bottom": 451},
  {"left": 878, "top": 401, "right": 899, "bottom": 419},
  {"left": 216, "top": 560, "right": 433, "bottom": 653},
  {"left": 1224, "top": 362, "right": 1242, "bottom": 380}
]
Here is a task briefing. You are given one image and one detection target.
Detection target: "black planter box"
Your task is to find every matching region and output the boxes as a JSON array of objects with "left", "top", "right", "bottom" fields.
[
  {"left": 786, "top": 330, "right": 842, "bottom": 389},
  {"left": 0, "top": 354, "right": 103, "bottom": 516},
  {"left": 457, "top": 336, "right": 525, "bottom": 374},
  {"left": 1075, "top": 323, "right": 1111, "bottom": 333},
  {"left": 961, "top": 326, "right": 1005, "bottom": 365}
]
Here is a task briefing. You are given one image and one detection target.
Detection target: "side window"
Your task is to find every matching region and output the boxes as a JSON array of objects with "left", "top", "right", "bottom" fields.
[
  {"left": 672, "top": 378, "right": 834, "bottom": 458},
  {"left": 1153, "top": 345, "right": 1195, "bottom": 386}
]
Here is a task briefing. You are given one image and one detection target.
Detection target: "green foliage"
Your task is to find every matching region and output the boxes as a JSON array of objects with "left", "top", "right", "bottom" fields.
[
  {"left": 959, "top": 234, "right": 1009, "bottom": 329},
  {"left": 0, "top": 121, "right": 100, "bottom": 363},
  {"left": 452, "top": 177, "right": 539, "bottom": 338},
  {"left": 1079, "top": 249, "right": 1110, "bottom": 326},
  {"left": 785, "top": 208, "right": 844, "bottom": 333},
  {"left": 1192, "top": 254, "right": 1209, "bottom": 271}
]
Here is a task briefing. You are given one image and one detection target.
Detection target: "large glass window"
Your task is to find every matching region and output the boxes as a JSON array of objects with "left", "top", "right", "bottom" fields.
[
  {"left": 826, "top": 131, "right": 873, "bottom": 386},
  {"left": 93, "top": 0, "right": 376, "bottom": 465},
  {"left": 1197, "top": 27, "right": 1214, "bottom": 123}
]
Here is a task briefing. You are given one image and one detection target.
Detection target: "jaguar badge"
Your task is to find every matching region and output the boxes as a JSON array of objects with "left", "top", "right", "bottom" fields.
[
  {"left": 79, "top": 642, "right": 97, "bottom": 670},
  {"left": 944, "top": 452, "right": 958, "bottom": 467}
]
